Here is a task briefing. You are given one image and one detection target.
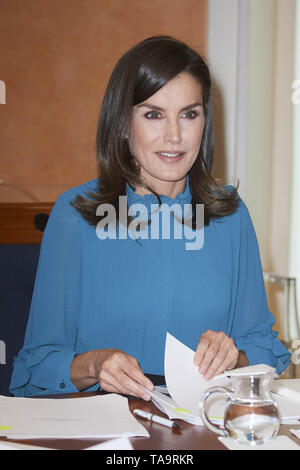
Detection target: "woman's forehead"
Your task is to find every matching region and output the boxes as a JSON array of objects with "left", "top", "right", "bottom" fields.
[{"left": 137, "top": 73, "right": 203, "bottom": 108}]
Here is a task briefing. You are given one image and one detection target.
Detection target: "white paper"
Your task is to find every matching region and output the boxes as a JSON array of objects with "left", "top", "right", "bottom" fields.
[
  {"left": 0, "top": 440, "right": 53, "bottom": 450},
  {"left": 84, "top": 438, "right": 133, "bottom": 450},
  {"left": 164, "top": 333, "right": 230, "bottom": 416},
  {"left": 220, "top": 363, "right": 276, "bottom": 378},
  {"left": 0, "top": 394, "right": 149, "bottom": 440},
  {"left": 0, "top": 442, "right": 21, "bottom": 451},
  {"left": 272, "top": 394, "right": 300, "bottom": 423},
  {"left": 272, "top": 379, "right": 300, "bottom": 423},
  {"left": 143, "top": 333, "right": 295, "bottom": 427},
  {"left": 154, "top": 386, "right": 169, "bottom": 395},
  {"left": 139, "top": 386, "right": 203, "bottom": 425},
  {"left": 273, "top": 379, "right": 300, "bottom": 402},
  {"left": 138, "top": 333, "right": 230, "bottom": 425},
  {"left": 143, "top": 388, "right": 300, "bottom": 426},
  {"left": 219, "top": 435, "right": 300, "bottom": 450},
  {"left": 290, "top": 429, "right": 300, "bottom": 440}
]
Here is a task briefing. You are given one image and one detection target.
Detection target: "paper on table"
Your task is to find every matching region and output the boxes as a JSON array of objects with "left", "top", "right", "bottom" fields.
[
  {"left": 0, "top": 440, "right": 53, "bottom": 450},
  {"left": 143, "top": 387, "right": 300, "bottom": 426},
  {"left": 270, "top": 379, "right": 300, "bottom": 423},
  {"left": 164, "top": 333, "right": 230, "bottom": 416},
  {"left": 154, "top": 386, "right": 169, "bottom": 395},
  {"left": 219, "top": 435, "right": 300, "bottom": 450},
  {"left": 140, "top": 386, "right": 203, "bottom": 424},
  {"left": 139, "top": 333, "right": 230, "bottom": 425},
  {"left": 272, "top": 379, "right": 300, "bottom": 402},
  {"left": 272, "top": 394, "right": 300, "bottom": 424},
  {"left": 290, "top": 429, "right": 300, "bottom": 440},
  {"left": 0, "top": 394, "right": 149, "bottom": 440},
  {"left": 142, "top": 333, "right": 282, "bottom": 426},
  {"left": 84, "top": 438, "right": 134, "bottom": 450},
  {"left": 220, "top": 363, "right": 276, "bottom": 378},
  {"left": 0, "top": 442, "right": 21, "bottom": 451}
]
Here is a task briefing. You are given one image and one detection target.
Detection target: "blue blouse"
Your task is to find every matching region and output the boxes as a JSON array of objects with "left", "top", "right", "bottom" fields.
[{"left": 9, "top": 177, "right": 290, "bottom": 396}]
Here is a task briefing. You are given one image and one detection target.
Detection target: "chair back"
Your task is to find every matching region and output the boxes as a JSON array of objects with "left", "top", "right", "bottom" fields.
[{"left": 0, "top": 203, "right": 52, "bottom": 396}]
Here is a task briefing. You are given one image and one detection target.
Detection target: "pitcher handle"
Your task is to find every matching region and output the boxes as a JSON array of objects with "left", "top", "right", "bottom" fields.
[{"left": 198, "top": 386, "right": 231, "bottom": 437}]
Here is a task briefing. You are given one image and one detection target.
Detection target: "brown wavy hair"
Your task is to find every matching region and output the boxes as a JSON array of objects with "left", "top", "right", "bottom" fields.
[{"left": 71, "top": 36, "right": 239, "bottom": 227}]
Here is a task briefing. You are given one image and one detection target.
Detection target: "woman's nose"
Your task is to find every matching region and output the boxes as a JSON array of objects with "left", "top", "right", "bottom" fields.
[{"left": 163, "top": 119, "right": 182, "bottom": 144}]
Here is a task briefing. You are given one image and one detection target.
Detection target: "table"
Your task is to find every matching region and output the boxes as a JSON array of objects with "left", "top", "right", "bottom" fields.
[{"left": 1, "top": 391, "right": 300, "bottom": 450}]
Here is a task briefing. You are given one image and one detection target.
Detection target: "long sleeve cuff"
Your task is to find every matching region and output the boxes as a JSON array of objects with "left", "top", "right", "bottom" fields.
[
  {"left": 234, "top": 332, "right": 290, "bottom": 375},
  {"left": 10, "top": 348, "right": 78, "bottom": 396}
]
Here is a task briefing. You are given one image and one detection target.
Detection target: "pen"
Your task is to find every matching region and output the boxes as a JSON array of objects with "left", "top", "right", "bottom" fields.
[{"left": 133, "top": 409, "right": 181, "bottom": 430}]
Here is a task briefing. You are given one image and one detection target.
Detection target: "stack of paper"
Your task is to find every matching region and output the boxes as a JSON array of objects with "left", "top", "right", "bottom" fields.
[
  {"left": 290, "top": 429, "right": 300, "bottom": 440},
  {"left": 272, "top": 379, "right": 300, "bottom": 424},
  {"left": 273, "top": 379, "right": 300, "bottom": 402},
  {"left": 84, "top": 438, "right": 134, "bottom": 450},
  {"left": 139, "top": 333, "right": 230, "bottom": 425},
  {"left": 0, "top": 441, "right": 54, "bottom": 450},
  {"left": 143, "top": 333, "right": 300, "bottom": 426},
  {"left": 0, "top": 393, "right": 148, "bottom": 440}
]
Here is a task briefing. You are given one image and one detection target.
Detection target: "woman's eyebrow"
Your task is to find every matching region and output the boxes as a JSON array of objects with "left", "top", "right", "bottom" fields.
[{"left": 136, "top": 102, "right": 203, "bottom": 112}]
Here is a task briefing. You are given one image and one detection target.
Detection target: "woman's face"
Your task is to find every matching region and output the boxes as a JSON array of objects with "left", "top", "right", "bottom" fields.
[{"left": 128, "top": 72, "right": 205, "bottom": 195}]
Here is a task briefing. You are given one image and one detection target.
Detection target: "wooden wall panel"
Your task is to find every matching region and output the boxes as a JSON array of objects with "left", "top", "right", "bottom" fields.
[
  {"left": 0, "top": 202, "right": 53, "bottom": 243},
  {"left": 0, "top": 0, "right": 207, "bottom": 203}
]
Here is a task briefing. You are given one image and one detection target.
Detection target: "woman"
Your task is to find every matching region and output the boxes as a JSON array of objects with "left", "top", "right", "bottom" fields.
[{"left": 10, "top": 36, "right": 290, "bottom": 399}]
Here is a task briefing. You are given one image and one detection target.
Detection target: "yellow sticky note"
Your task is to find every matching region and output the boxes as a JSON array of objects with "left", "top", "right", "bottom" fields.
[{"left": 0, "top": 426, "right": 11, "bottom": 430}]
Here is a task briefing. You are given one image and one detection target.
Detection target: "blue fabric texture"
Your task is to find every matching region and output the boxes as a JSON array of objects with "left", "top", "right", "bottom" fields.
[{"left": 9, "top": 176, "right": 290, "bottom": 396}]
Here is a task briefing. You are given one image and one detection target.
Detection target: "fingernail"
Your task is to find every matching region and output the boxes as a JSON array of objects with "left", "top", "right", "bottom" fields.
[
  {"left": 145, "top": 383, "right": 154, "bottom": 392},
  {"left": 204, "top": 372, "right": 213, "bottom": 381},
  {"left": 199, "top": 366, "right": 207, "bottom": 374},
  {"left": 143, "top": 393, "right": 151, "bottom": 401}
]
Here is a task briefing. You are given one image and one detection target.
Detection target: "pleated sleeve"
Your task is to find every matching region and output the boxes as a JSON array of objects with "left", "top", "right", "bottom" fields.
[
  {"left": 9, "top": 190, "right": 97, "bottom": 396},
  {"left": 231, "top": 199, "right": 290, "bottom": 374}
]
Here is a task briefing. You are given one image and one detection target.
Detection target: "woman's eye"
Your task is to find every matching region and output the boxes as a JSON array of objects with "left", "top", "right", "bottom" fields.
[
  {"left": 144, "top": 111, "right": 161, "bottom": 119},
  {"left": 182, "top": 110, "right": 199, "bottom": 119}
]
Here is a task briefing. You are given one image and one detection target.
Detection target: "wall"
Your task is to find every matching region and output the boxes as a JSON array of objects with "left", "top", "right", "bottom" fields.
[
  {"left": 245, "top": 0, "right": 275, "bottom": 269},
  {"left": 246, "top": 0, "right": 297, "bottom": 343},
  {"left": 207, "top": 0, "right": 297, "bottom": 343},
  {"left": 207, "top": 0, "right": 249, "bottom": 192},
  {"left": 267, "top": 0, "right": 296, "bottom": 341},
  {"left": 289, "top": 0, "right": 300, "bottom": 337},
  {"left": 0, "top": 0, "right": 207, "bottom": 203}
]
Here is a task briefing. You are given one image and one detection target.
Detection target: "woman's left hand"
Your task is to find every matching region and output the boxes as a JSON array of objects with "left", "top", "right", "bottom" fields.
[{"left": 193, "top": 330, "right": 240, "bottom": 380}]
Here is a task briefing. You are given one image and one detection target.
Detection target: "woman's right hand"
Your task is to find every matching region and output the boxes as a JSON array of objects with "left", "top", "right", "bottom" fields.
[{"left": 93, "top": 348, "right": 154, "bottom": 400}]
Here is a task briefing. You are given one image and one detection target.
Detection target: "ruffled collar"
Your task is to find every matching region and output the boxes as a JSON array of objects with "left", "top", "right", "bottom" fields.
[{"left": 125, "top": 174, "right": 192, "bottom": 208}]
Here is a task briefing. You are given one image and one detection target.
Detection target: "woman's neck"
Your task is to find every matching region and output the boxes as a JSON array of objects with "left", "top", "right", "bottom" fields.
[{"left": 134, "top": 176, "right": 187, "bottom": 199}]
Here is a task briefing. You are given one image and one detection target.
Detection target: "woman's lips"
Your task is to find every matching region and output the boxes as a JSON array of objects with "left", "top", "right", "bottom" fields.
[{"left": 156, "top": 151, "right": 186, "bottom": 163}]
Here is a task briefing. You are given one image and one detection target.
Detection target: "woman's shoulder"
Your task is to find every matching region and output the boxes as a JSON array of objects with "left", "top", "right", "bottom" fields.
[
  {"left": 48, "top": 178, "right": 99, "bottom": 225},
  {"left": 218, "top": 184, "right": 251, "bottom": 225},
  {"left": 57, "top": 178, "right": 99, "bottom": 203}
]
